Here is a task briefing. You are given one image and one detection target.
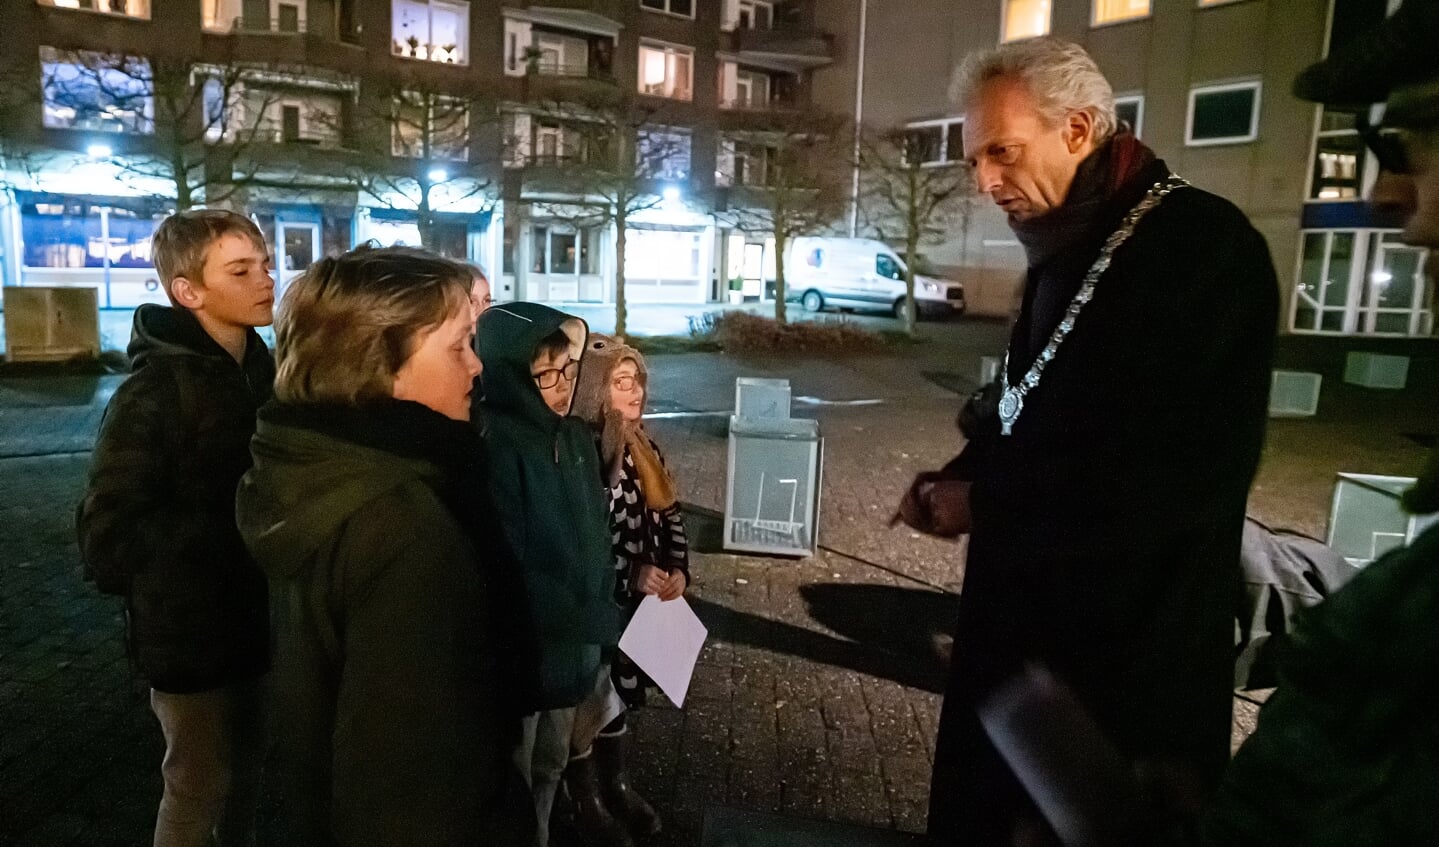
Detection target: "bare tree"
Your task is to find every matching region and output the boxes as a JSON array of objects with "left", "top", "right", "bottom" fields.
[
  {"left": 716, "top": 109, "right": 851, "bottom": 324},
  {"left": 859, "top": 125, "right": 976, "bottom": 335},
  {"left": 514, "top": 92, "right": 685, "bottom": 337},
  {"left": 31, "top": 46, "right": 310, "bottom": 210},
  {"left": 343, "top": 76, "right": 496, "bottom": 251}
]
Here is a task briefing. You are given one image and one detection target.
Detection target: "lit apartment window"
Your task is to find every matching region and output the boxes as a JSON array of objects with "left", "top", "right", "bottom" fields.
[
  {"left": 1293, "top": 229, "right": 1433, "bottom": 336},
  {"left": 1309, "top": 108, "right": 1365, "bottom": 201},
  {"left": 392, "top": 93, "right": 470, "bottom": 160},
  {"left": 1186, "top": 81, "right": 1261, "bottom": 146},
  {"left": 204, "top": 0, "right": 305, "bottom": 31},
  {"left": 638, "top": 43, "right": 693, "bottom": 101},
  {"left": 40, "top": 47, "right": 154, "bottom": 134},
  {"left": 392, "top": 0, "right": 469, "bottom": 65},
  {"left": 640, "top": 0, "right": 693, "bottom": 18},
  {"left": 37, "top": 0, "right": 150, "bottom": 19},
  {"left": 1093, "top": 0, "right": 1148, "bottom": 25},
  {"left": 903, "top": 118, "right": 963, "bottom": 166},
  {"left": 1002, "top": 0, "right": 1050, "bottom": 42},
  {"left": 1114, "top": 95, "right": 1144, "bottom": 137},
  {"left": 738, "top": 0, "right": 772, "bottom": 28},
  {"left": 638, "top": 128, "right": 691, "bottom": 180}
]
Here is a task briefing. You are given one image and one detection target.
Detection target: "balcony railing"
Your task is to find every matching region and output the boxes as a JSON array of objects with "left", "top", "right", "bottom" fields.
[
  {"left": 718, "top": 94, "right": 803, "bottom": 112},
  {"left": 525, "top": 59, "right": 616, "bottom": 83},
  {"left": 229, "top": 15, "right": 308, "bottom": 34}
]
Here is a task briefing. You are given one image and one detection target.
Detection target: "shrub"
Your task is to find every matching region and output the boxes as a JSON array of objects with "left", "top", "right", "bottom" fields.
[{"left": 693, "top": 311, "right": 885, "bottom": 355}]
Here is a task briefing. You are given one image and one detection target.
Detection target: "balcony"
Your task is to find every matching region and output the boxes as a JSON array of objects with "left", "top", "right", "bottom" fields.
[
  {"left": 205, "top": 11, "right": 364, "bottom": 70},
  {"left": 717, "top": 94, "right": 807, "bottom": 132},
  {"left": 724, "top": 24, "right": 834, "bottom": 70},
  {"left": 505, "top": 60, "right": 621, "bottom": 104}
]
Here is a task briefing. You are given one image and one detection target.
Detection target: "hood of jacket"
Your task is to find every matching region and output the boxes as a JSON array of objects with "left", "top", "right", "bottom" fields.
[
  {"left": 128, "top": 303, "right": 267, "bottom": 372},
  {"left": 236, "top": 407, "right": 444, "bottom": 580},
  {"left": 476, "top": 302, "right": 588, "bottom": 428}
]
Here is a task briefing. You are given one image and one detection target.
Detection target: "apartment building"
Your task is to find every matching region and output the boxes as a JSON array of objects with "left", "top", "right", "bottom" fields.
[
  {"left": 0, "top": 0, "right": 837, "bottom": 309},
  {"left": 810, "top": 0, "right": 1432, "bottom": 337}
]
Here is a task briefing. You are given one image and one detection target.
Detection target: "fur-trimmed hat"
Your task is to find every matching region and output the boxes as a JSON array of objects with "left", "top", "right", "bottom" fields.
[{"left": 571, "top": 333, "right": 648, "bottom": 429}]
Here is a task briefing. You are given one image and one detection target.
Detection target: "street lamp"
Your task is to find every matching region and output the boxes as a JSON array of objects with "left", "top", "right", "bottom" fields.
[
  {"left": 662, "top": 184, "right": 681, "bottom": 203},
  {"left": 427, "top": 167, "right": 448, "bottom": 182},
  {"left": 86, "top": 143, "right": 113, "bottom": 159}
]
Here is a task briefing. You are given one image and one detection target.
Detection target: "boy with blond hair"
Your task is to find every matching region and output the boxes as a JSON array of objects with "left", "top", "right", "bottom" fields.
[{"left": 77, "top": 209, "right": 276, "bottom": 847}]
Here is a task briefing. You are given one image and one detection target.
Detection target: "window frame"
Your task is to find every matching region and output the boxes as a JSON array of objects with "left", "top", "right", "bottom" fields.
[
  {"left": 1114, "top": 94, "right": 1144, "bottom": 138},
  {"left": 738, "top": 0, "right": 773, "bottom": 29},
  {"left": 902, "top": 116, "right": 964, "bottom": 167},
  {"left": 391, "top": 0, "right": 471, "bottom": 66},
  {"left": 1091, "top": 0, "right": 1150, "bottom": 27},
  {"left": 36, "top": 0, "right": 151, "bottom": 21},
  {"left": 639, "top": 0, "right": 695, "bottom": 20},
  {"left": 1305, "top": 105, "right": 1376, "bottom": 203},
  {"left": 1185, "top": 80, "right": 1262, "bottom": 147},
  {"left": 637, "top": 41, "right": 694, "bottom": 102},
  {"left": 1290, "top": 228, "right": 1434, "bottom": 337},
  {"left": 1000, "top": 0, "right": 1051, "bottom": 44},
  {"left": 39, "top": 47, "right": 155, "bottom": 136}
]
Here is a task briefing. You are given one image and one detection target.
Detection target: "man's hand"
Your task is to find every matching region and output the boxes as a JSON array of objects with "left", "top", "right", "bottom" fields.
[{"left": 894, "top": 471, "right": 972, "bottom": 538}]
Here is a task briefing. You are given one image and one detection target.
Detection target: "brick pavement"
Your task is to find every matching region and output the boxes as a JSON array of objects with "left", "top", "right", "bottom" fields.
[{"left": 1, "top": 333, "right": 1432, "bottom": 845}]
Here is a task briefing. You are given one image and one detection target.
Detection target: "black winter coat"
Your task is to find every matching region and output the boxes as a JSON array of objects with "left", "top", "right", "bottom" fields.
[
  {"left": 926, "top": 157, "right": 1279, "bottom": 844},
  {"left": 236, "top": 401, "right": 532, "bottom": 847},
  {"left": 76, "top": 304, "right": 273, "bottom": 694}
]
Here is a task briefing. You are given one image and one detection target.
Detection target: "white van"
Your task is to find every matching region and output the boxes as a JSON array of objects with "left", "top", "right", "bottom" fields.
[{"left": 771, "top": 237, "right": 966, "bottom": 319}]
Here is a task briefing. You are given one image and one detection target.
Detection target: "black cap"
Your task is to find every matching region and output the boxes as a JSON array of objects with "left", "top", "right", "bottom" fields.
[{"left": 1293, "top": 0, "right": 1439, "bottom": 108}]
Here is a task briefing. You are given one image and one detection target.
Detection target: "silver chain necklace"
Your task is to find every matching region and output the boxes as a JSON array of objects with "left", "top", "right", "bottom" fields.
[{"left": 998, "top": 175, "right": 1189, "bottom": 437}]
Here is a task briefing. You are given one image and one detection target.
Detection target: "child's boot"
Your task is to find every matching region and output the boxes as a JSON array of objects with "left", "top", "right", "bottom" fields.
[
  {"left": 595, "top": 730, "right": 662, "bottom": 837},
  {"left": 563, "top": 752, "right": 634, "bottom": 847}
]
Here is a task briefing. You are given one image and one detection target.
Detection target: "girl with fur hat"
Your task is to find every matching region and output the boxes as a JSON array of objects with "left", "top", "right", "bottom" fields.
[{"left": 568, "top": 333, "right": 691, "bottom": 841}]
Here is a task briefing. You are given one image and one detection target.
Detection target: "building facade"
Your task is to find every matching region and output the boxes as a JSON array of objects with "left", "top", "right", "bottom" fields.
[
  {"left": 809, "top": 0, "right": 1431, "bottom": 337},
  {"left": 0, "top": 0, "right": 837, "bottom": 309}
]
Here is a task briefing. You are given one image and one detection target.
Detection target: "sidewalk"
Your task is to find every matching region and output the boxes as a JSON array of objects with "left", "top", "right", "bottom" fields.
[{"left": 1, "top": 333, "right": 1432, "bottom": 845}]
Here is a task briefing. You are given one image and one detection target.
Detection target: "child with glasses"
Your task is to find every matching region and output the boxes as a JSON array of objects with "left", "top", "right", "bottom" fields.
[
  {"left": 475, "top": 303, "right": 620, "bottom": 847},
  {"left": 568, "top": 333, "right": 692, "bottom": 841}
]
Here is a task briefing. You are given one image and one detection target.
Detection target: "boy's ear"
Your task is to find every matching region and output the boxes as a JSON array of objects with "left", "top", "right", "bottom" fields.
[{"left": 170, "top": 276, "right": 205, "bottom": 309}]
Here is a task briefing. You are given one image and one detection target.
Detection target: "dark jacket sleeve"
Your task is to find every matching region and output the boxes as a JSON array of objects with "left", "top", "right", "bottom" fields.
[
  {"left": 1198, "top": 524, "right": 1439, "bottom": 846},
  {"left": 76, "top": 365, "right": 226, "bottom": 590}
]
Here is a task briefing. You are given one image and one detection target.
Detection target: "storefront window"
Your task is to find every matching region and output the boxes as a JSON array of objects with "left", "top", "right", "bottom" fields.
[
  {"left": 22, "top": 201, "right": 162, "bottom": 270},
  {"left": 551, "top": 232, "right": 577, "bottom": 275}
]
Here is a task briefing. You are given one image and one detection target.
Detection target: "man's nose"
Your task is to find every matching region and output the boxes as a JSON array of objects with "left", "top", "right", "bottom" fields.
[{"left": 974, "top": 160, "right": 1002, "bottom": 196}]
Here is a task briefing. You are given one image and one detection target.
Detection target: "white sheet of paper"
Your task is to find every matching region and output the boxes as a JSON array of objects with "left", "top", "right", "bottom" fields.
[{"left": 618, "top": 595, "right": 708, "bottom": 708}]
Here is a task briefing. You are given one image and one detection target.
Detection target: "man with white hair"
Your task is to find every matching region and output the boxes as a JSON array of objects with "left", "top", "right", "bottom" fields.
[{"left": 896, "top": 38, "right": 1279, "bottom": 844}]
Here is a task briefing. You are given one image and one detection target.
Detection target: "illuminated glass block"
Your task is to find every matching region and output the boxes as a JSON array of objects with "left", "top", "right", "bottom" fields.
[
  {"left": 1328, "top": 473, "right": 1438, "bottom": 566},
  {"left": 724, "top": 415, "right": 822, "bottom": 557},
  {"left": 734, "top": 376, "right": 791, "bottom": 421}
]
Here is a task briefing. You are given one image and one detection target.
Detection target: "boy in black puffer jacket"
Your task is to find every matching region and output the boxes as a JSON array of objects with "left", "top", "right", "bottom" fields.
[{"left": 77, "top": 209, "right": 275, "bottom": 847}]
